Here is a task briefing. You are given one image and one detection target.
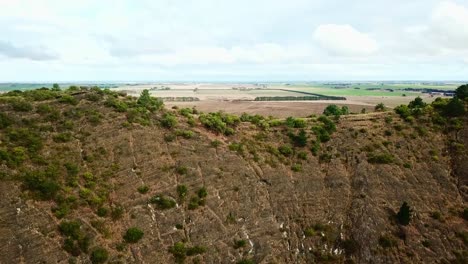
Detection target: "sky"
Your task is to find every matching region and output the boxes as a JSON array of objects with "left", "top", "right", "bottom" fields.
[{"left": 0, "top": 0, "right": 468, "bottom": 82}]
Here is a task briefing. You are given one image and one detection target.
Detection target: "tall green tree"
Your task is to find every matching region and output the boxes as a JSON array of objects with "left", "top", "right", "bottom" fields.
[
  {"left": 137, "top": 89, "right": 163, "bottom": 111},
  {"left": 397, "top": 202, "right": 412, "bottom": 226},
  {"left": 455, "top": 84, "right": 468, "bottom": 100}
]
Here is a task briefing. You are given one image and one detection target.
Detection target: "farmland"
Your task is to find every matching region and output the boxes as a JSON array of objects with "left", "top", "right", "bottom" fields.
[{"left": 0, "top": 81, "right": 460, "bottom": 117}]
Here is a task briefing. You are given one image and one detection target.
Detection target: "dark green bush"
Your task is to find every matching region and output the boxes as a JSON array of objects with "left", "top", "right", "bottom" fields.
[
  {"left": 379, "top": 235, "right": 397, "bottom": 248},
  {"left": 291, "top": 164, "right": 302, "bottom": 172},
  {"left": 319, "top": 153, "right": 332, "bottom": 163},
  {"left": 161, "top": 113, "right": 178, "bottom": 128},
  {"left": 186, "top": 245, "right": 206, "bottom": 256},
  {"left": 229, "top": 142, "right": 244, "bottom": 154},
  {"left": 285, "top": 117, "right": 306, "bottom": 128},
  {"left": 175, "top": 129, "right": 194, "bottom": 139},
  {"left": 22, "top": 168, "right": 60, "bottom": 200},
  {"left": 234, "top": 239, "right": 247, "bottom": 249},
  {"left": 289, "top": 129, "right": 307, "bottom": 147},
  {"left": 397, "top": 202, "right": 412, "bottom": 226},
  {"left": 10, "top": 99, "right": 33, "bottom": 112},
  {"left": 123, "top": 227, "right": 144, "bottom": 243},
  {"left": 59, "top": 220, "right": 82, "bottom": 240},
  {"left": 197, "top": 187, "right": 208, "bottom": 198},
  {"left": 367, "top": 153, "right": 394, "bottom": 164},
  {"left": 0, "top": 112, "right": 13, "bottom": 129},
  {"left": 199, "top": 111, "right": 240, "bottom": 135},
  {"left": 53, "top": 132, "right": 73, "bottom": 143},
  {"left": 297, "top": 151, "right": 308, "bottom": 160},
  {"left": 111, "top": 205, "right": 124, "bottom": 220},
  {"left": 149, "top": 195, "right": 176, "bottom": 209},
  {"left": 169, "top": 242, "right": 187, "bottom": 263},
  {"left": 90, "top": 247, "right": 109, "bottom": 264},
  {"left": 137, "top": 185, "right": 149, "bottom": 194},
  {"left": 137, "top": 89, "right": 163, "bottom": 111},
  {"left": 7, "top": 128, "right": 43, "bottom": 153},
  {"left": 58, "top": 95, "right": 78, "bottom": 105},
  {"left": 278, "top": 145, "right": 293, "bottom": 156},
  {"left": 177, "top": 185, "right": 188, "bottom": 199}
]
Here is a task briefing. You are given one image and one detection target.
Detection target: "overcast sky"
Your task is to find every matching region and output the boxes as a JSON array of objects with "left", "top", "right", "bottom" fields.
[{"left": 1, "top": 0, "right": 468, "bottom": 82}]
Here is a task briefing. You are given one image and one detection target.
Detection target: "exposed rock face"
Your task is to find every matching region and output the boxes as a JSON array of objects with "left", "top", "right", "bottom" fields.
[{"left": 0, "top": 94, "right": 466, "bottom": 264}]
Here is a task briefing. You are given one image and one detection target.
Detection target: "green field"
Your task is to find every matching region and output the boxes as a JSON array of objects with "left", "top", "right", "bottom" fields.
[{"left": 274, "top": 82, "right": 459, "bottom": 97}]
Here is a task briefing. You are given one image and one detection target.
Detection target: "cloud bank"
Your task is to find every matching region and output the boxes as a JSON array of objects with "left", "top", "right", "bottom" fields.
[{"left": 0, "top": 0, "right": 467, "bottom": 81}]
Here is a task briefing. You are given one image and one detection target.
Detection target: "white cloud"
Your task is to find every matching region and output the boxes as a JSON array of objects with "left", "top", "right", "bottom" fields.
[
  {"left": 430, "top": 1, "right": 468, "bottom": 50},
  {"left": 313, "top": 24, "right": 378, "bottom": 56},
  {"left": 0, "top": 41, "right": 58, "bottom": 61}
]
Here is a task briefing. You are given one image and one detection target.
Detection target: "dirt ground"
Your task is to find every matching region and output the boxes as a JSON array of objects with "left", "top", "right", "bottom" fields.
[
  {"left": 165, "top": 95, "right": 438, "bottom": 118},
  {"left": 115, "top": 84, "right": 442, "bottom": 118}
]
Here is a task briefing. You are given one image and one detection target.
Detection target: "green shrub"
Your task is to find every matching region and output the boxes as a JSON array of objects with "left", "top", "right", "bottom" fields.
[
  {"left": 319, "top": 153, "right": 332, "bottom": 163},
  {"left": 164, "top": 133, "right": 176, "bottom": 142},
  {"left": 175, "top": 129, "right": 194, "bottom": 139},
  {"left": 22, "top": 168, "right": 60, "bottom": 200},
  {"left": 90, "top": 247, "right": 109, "bottom": 264},
  {"left": 53, "top": 132, "right": 73, "bottom": 143},
  {"left": 397, "top": 202, "right": 412, "bottom": 226},
  {"left": 199, "top": 111, "right": 240, "bottom": 135},
  {"left": 64, "top": 163, "right": 79, "bottom": 176},
  {"left": 233, "top": 240, "right": 247, "bottom": 249},
  {"left": 59, "top": 95, "right": 78, "bottom": 105},
  {"left": 229, "top": 142, "right": 244, "bottom": 154},
  {"left": 137, "top": 185, "right": 150, "bottom": 194},
  {"left": 179, "top": 107, "right": 194, "bottom": 117},
  {"left": 7, "top": 128, "right": 43, "bottom": 153},
  {"left": 297, "top": 151, "right": 308, "bottom": 160},
  {"left": 111, "top": 205, "right": 124, "bottom": 220},
  {"left": 289, "top": 129, "right": 307, "bottom": 147},
  {"left": 210, "top": 140, "right": 221, "bottom": 148},
  {"left": 379, "top": 235, "right": 397, "bottom": 248},
  {"left": 169, "top": 242, "right": 187, "bottom": 263},
  {"left": 0, "top": 112, "right": 13, "bottom": 129},
  {"left": 123, "top": 227, "right": 144, "bottom": 243},
  {"left": 278, "top": 145, "right": 293, "bottom": 156},
  {"left": 375, "top": 103, "right": 386, "bottom": 111},
  {"left": 137, "top": 89, "right": 163, "bottom": 111},
  {"left": 323, "top": 105, "right": 350, "bottom": 116},
  {"left": 197, "top": 187, "right": 208, "bottom": 198},
  {"left": 285, "top": 117, "right": 306, "bottom": 128},
  {"left": 188, "top": 196, "right": 205, "bottom": 210},
  {"left": 291, "top": 164, "right": 302, "bottom": 172},
  {"left": 85, "top": 93, "right": 102, "bottom": 102},
  {"left": 177, "top": 185, "right": 188, "bottom": 199},
  {"left": 59, "top": 220, "right": 82, "bottom": 240},
  {"left": 367, "top": 153, "right": 394, "bottom": 164},
  {"left": 105, "top": 98, "right": 128, "bottom": 112},
  {"left": 10, "top": 99, "right": 33, "bottom": 112},
  {"left": 96, "top": 207, "right": 109, "bottom": 217},
  {"left": 149, "top": 195, "right": 176, "bottom": 209},
  {"left": 161, "top": 113, "right": 178, "bottom": 128},
  {"left": 169, "top": 242, "right": 206, "bottom": 263},
  {"left": 176, "top": 166, "right": 188, "bottom": 175}
]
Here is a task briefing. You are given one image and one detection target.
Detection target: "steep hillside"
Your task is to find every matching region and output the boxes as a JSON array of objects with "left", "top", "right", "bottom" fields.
[{"left": 0, "top": 88, "right": 466, "bottom": 264}]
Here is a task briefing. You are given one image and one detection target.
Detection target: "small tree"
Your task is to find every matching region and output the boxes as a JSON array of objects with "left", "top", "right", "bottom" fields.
[
  {"left": 397, "top": 202, "right": 412, "bottom": 226},
  {"left": 123, "top": 227, "right": 144, "bottom": 243},
  {"left": 455, "top": 84, "right": 468, "bottom": 100},
  {"left": 323, "top": 104, "right": 342, "bottom": 116},
  {"left": 52, "top": 83, "right": 60, "bottom": 91},
  {"left": 408, "top": 97, "right": 426, "bottom": 108},
  {"left": 375, "top": 103, "right": 386, "bottom": 111},
  {"left": 90, "top": 247, "right": 109, "bottom": 264}
]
